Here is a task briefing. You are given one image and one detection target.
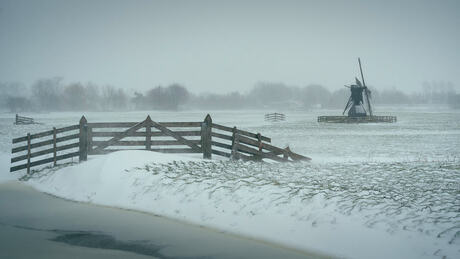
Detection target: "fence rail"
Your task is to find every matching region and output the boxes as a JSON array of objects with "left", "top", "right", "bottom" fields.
[
  {"left": 317, "top": 115, "right": 397, "bottom": 123},
  {"left": 15, "top": 114, "right": 36, "bottom": 125},
  {"left": 10, "top": 114, "right": 310, "bottom": 173},
  {"left": 10, "top": 125, "right": 80, "bottom": 173},
  {"left": 265, "top": 113, "right": 286, "bottom": 122}
]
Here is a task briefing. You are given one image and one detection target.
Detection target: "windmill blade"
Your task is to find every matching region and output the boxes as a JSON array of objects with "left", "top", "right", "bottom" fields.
[
  {"left": 342, "top": 97, "right": 353, "bottom": 115},
  {"left": 358, "top": 58, "right": 373, "bottom": 116},
  {"left": 358, "top": 58, "right": 367, "bottom": 87},
  {"left": 364, "top": 88, "right": 373, "bottom": 116},
  {"left": 355, "top": 77, "right": 362, "bottom": 87},
  {"left": 366, "top": 88, "right": 372, "bottom": 99},
  {"left": 361, "top": 103, "right": 367, "bottom": 114}
]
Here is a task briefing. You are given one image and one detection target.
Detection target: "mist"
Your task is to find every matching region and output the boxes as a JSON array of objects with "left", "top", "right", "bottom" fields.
[
  {"left": 1, "top": 0, "right": 459, "bottom": 95},
  {"left": 1, "top": 78, "right": 458, "bottom": 112}
]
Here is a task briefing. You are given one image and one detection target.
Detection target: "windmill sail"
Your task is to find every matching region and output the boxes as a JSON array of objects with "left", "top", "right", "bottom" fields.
[
  {"left": 342, "top": 96, "right": 353, "bottom": 115},
  {"left": 358, "top": 58, "right": 373, "bottom": 116},
  {"left": 364, "top": 88, "right": 372, "bottom": 116}
]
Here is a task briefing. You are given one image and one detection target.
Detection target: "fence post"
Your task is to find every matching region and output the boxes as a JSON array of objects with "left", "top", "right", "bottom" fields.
[
  {"left": 87, "top": 126, "right": 93, "bottom": 155},
  {"left": 201, "top": 114, "right": 212, "bottom": 159},
  {"left": 145, "top": 115, "right": 152, "bottom": 150},
  {"left": 283, "top": 146, "right": 290, "bottom": 161},
  {"left": 26, "top": 133, "right": 31, "bottom": 174},
  {"left": 53, "top": 127, "right": 57, "bottom": 166},
  {"left": 15, "top": 114, "right": 18, "bottom": 125},
  {"left": 256, "top": 133, "right": 263, "bottom": 151},
  {"left": 231, "top": 127, "right": 239, "bottom": 160},
  {"left": 79, "top": 116, "right": 88, "bottom": 162}
]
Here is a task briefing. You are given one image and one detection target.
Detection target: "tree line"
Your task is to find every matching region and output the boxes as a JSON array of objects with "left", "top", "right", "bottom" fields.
[
  {"left": 0, "top": 78, "right": 191, "bottom": 112},
  {"left": 0, "top": 78, "right": 458, "bottom": 112}
]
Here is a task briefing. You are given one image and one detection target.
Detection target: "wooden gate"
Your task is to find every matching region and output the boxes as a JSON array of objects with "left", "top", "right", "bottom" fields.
[{"left": 83, "top": 115, "right": 206, "bottom": 157}]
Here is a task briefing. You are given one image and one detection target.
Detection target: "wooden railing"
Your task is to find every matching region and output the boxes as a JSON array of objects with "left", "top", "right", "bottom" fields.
[
  {"left": 85, "top": 116, "right": 205, "bottom": 157},
  {"left": 264, "top": 113, "right": 286, "bottom": 122},
  {"left": 317, "top": 115, "right": 397, "bottom": 123},
  {"left": 10, "top": 114, "right": 310, "bottom": 173},
  {"left": 210, "top": 121, "right": 310, "bottom": 162},
  {"left": 15, "top": 114, "right": 36, "bottom": 125},
  {"left": 10, "top": 125, "right": 80, "bottom": 173}
]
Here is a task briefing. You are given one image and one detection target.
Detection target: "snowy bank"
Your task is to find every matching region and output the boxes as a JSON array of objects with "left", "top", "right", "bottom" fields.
[
  {"left": 0, "top": 152, "right": 18, "bottom": 183},
  {"left": 25, "top": 150, "right": 459, "bottom": 259}
]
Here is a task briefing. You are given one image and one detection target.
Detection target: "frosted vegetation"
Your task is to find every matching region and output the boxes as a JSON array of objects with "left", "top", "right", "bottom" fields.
[{"left": 123, "top": 159, "right": 459, "bottom": 244}]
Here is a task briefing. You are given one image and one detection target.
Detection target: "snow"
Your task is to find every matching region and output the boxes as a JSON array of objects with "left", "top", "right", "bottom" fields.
[
  {"left": 24, "top": 150, "right": 459, "bottom": 259},
  {"left": 0, "top": 152, "right": 17, "bottom": 183},
  {"left": 1, "top": 109, "right": 459, "bottom": 258}
]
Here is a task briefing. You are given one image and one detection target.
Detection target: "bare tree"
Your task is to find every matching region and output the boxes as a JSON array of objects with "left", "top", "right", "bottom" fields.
[
  {"left": 63, "top": 83, "right": 87, "bottom": 110},
  {"left": 102, "top": 86, "right": 128, "bottom": 111},
  {"left": 31, "top": 77, "right": 64, "bottom": 110},
  {"left": 248, "top": 82, "right": 293, "bottom": 107},
  {"left": 145, "top": 84, "right": 190, "bottom": 110}
]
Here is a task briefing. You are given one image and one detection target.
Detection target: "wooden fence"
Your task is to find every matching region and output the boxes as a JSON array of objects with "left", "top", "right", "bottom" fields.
[
  {"left": 15, "top": 114, "right": 36, "bottom": 125},
  {"left": 10, "top": 114, "right": 310, "bottom": 173},
  {"left": 10, "top": 125, "right": 80, "bottom": 173},
  {"left": 317, "top": 115, "right": 397, "bottom": 123},
  {"left": 264, "top": 113, "right": 286, "bottom": 122}
]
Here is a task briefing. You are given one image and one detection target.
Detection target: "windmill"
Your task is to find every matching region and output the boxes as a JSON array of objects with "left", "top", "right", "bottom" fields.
[
  {"left": 342, "top": 58, "right": 373, "bottom": 117},
  {"left": 317, "top": 58, "right": 396, "bottom": 123}
]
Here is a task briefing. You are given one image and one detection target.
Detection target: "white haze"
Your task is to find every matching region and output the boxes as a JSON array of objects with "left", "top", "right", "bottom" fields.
[{"left": 0, "top": 0, "right": 459, "bottom": 94}]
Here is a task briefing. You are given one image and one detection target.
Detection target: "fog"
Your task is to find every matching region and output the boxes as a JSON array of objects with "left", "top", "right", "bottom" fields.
[
  {"left": 0, "top": 0, "right": 459, "bottom": 97},
  {"left": 2, "top": 2, "right": 460, "bottom": 258},
  {"left": 1, "top": 79, "right": 458, "bottom": 112}
]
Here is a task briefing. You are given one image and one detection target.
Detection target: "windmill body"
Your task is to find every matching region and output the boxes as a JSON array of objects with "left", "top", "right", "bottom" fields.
[{"left": 343, "top": 78, "right": 369, "bottom": 117}]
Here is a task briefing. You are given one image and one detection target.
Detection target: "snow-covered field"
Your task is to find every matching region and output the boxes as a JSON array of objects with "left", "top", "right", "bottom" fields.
[{"left": 1, "top": 107, "right": 459, "bottom": 258}]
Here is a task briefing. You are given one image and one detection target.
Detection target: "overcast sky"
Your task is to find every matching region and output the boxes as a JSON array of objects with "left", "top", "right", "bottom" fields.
[{"left": 0, "top": 0, "right": 459, "bottom": 94}]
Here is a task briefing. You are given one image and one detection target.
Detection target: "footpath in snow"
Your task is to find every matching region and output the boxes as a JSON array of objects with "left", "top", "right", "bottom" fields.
[{"left": 9, "top": 150, "right": 457, "bottom": 259}]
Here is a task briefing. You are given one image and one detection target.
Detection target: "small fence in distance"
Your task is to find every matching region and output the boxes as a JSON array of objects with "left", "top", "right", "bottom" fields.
[
  {"left": 15, "top": 114, "right": 37, "bottom": 125},
  {"left": 265, "top": 113, "right": 286, "bottom": 122},
  {"left": 10, "top": 115, "right": 310, "bottom": 173}
]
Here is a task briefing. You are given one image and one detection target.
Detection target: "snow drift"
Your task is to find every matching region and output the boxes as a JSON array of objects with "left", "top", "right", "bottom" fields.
[{"left": 24, "top": 150, "right": 459, "bottom": 259}]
